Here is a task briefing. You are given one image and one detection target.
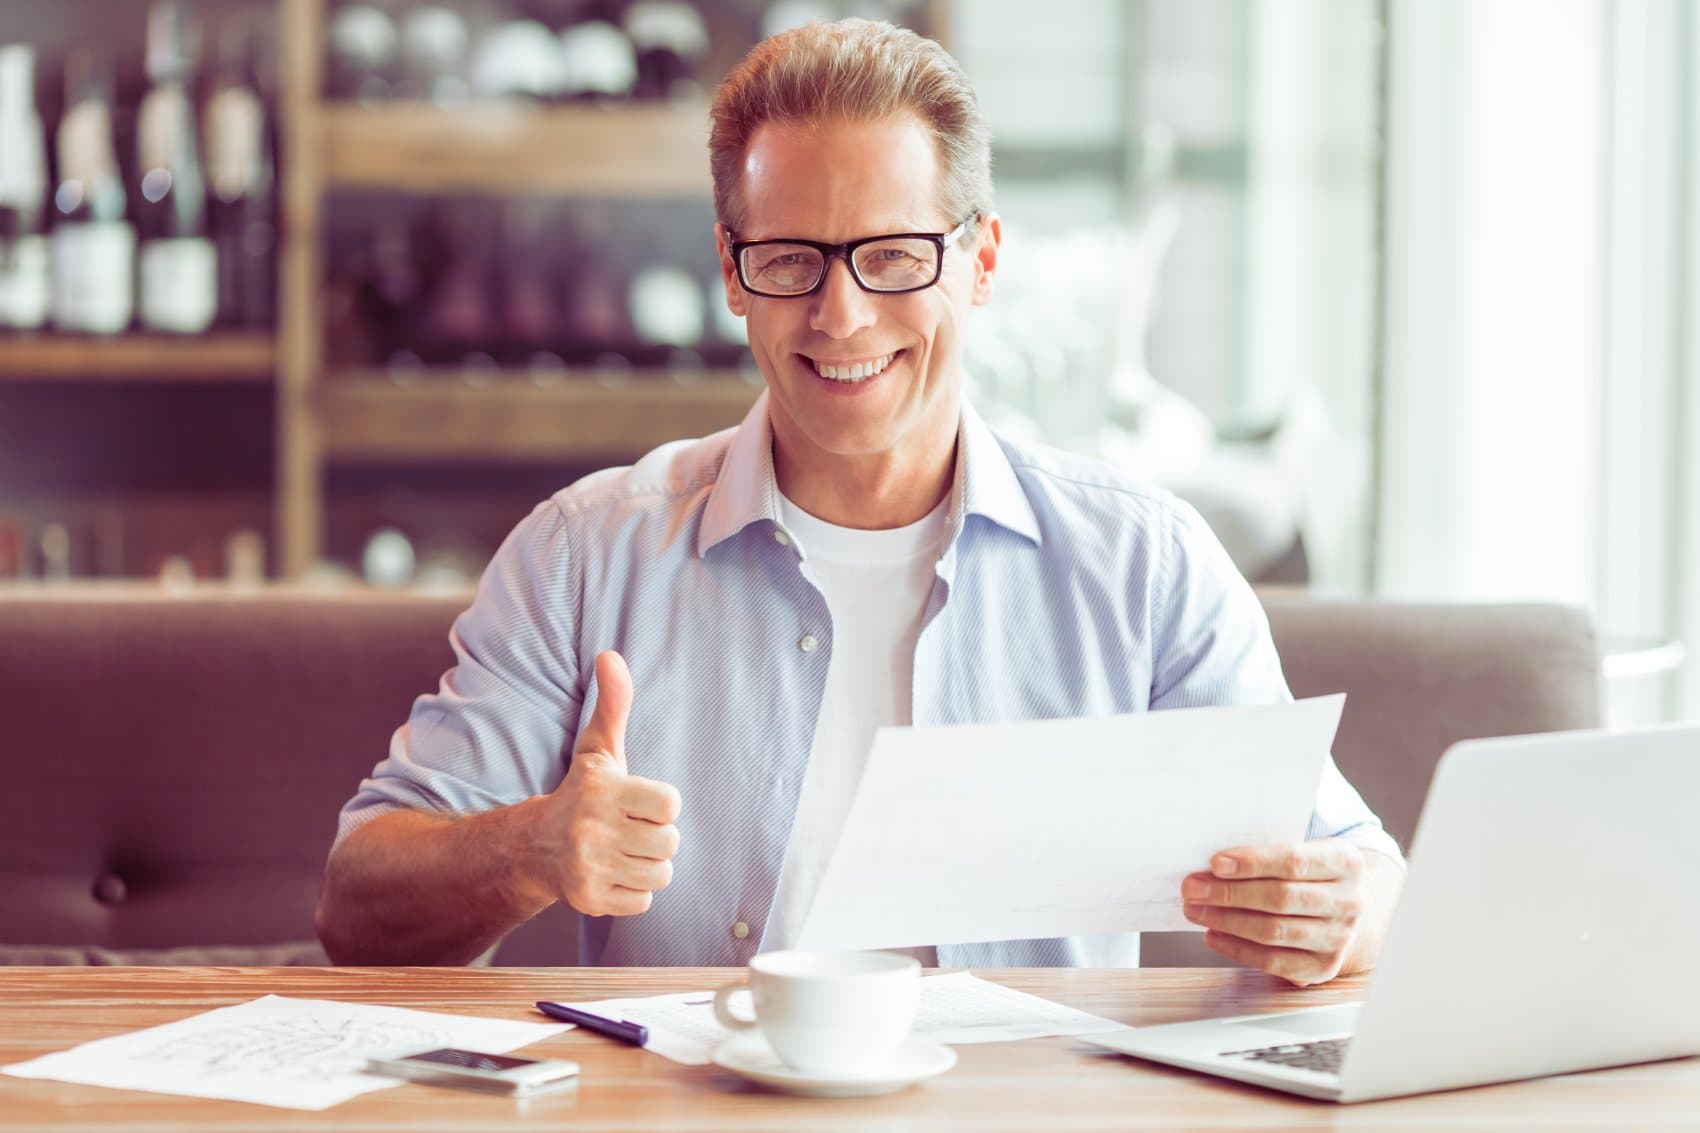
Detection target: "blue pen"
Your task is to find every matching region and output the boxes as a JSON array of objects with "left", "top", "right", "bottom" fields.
[{"left": 535, "top": 1000, "right": 649, "bottom": 1047}]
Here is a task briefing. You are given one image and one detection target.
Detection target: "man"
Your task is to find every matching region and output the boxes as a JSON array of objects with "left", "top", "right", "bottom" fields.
[{"left": 316, "top": 20, "right": 1405, "bottom": 986}]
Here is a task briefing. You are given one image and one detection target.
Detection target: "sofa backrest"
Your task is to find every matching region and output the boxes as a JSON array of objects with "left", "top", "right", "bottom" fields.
[
  {"left": 1139, "top": 597, "right": 1601, "bottom": 967},
  {"left": 0, "top": 592, "right": 469, "bottom": 964},
  {"left": 0, "top": 592, "right": 1598, "bottom": 966}
]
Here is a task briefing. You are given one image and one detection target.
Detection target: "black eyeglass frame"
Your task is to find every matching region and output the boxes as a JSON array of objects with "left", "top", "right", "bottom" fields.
[{"left": 728, "top": 216, "right": 977, "bottom": 298}]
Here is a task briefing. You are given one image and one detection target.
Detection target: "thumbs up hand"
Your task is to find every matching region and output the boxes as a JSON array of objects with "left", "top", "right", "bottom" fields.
[
  {"left": 571, "top": 649, "right": 636, "bottom": 774},
  {"left": 523, "top": 651, "right": 682, "bottom": 917}
]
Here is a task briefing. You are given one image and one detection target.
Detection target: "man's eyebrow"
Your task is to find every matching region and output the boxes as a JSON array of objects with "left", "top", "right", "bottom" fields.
[{"left": 741, "top": 220, "right": 939, "bottom": 240}]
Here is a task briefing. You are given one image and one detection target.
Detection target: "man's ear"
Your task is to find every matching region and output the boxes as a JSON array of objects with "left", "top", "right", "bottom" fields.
[
  {"left": 969, "top": 212, "right": 1002, "bottom": 307},
  {"left": 715, "top": 223, "right": 750, "bottom": 317}
]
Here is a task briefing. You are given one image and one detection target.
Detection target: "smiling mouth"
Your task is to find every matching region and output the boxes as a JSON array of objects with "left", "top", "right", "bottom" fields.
[{"left": 801, "top": 350, "right": 903, "bottom": 383}]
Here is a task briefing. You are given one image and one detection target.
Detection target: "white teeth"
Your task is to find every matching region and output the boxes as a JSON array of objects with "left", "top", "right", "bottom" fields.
[{"left": 812, "top": 351, "right": 897, "bottom": 382}]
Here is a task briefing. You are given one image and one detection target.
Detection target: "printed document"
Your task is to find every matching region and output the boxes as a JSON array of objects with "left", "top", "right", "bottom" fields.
[{"left": 797, "top": 695, "right": 1345, "bottom": 951}]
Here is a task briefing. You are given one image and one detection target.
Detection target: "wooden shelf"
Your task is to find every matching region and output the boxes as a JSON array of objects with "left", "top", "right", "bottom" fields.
[
  {"left": 318, "top": 371, "right": 762, "bottom": 462},
  {"left": 0, "top": 333, "right": 276, "bottom": 382},
  {"left": 319, "top": 102, "right": 714, "bottom": 197},
  {"left": 0, "top": 488, "right": 274, "bottom": 580},
  {"left": 2, "top": 2, "right": 950, "bottom": 578}
]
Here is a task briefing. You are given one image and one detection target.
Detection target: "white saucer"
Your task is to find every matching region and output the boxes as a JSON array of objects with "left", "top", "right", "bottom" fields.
[{"left": 711, "top": 1033, "right": 957, "bottom": 1097}]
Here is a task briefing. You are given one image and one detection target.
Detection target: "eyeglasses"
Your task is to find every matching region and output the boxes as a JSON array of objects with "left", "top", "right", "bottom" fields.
[{"left": 728, "top": 217, "right": 976, "bottom": 298}]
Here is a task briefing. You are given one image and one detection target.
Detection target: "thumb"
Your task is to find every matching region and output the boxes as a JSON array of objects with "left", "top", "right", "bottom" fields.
[{"left": 572, "top": 651, "right": 633, "bottom": 773}]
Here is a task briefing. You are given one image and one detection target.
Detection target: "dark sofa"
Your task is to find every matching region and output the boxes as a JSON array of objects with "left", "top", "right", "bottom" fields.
[{"left": 0, "top": 590, "right": 1600, "bottom": 966}]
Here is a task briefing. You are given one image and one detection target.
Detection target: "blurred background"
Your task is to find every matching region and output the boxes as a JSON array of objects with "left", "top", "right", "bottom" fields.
[{"left": 0, "top": 0, "right": 1693, "bottom": 726}]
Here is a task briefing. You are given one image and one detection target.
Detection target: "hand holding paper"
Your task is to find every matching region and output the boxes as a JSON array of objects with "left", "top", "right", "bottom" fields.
[
  {"left": 797, "top": 695, "right": 1345, "bottom": 951},
  {"left": 1184, "top": 836, "right": 1382, "bottom": 986}
]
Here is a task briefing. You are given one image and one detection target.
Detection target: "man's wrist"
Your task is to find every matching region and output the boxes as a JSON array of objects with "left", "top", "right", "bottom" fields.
[
  {"left": 482, "top": 796, "right": 559, "bottom": 918},
  {"left": 1355, "top": 841, "right": 1409, "bottom": 873},
  {"left": 1342, "top": 848, "right": 1405, "bottom": 975}
]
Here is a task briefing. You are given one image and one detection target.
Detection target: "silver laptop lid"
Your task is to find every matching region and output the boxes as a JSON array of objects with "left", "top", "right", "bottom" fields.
[{"left": 1340, "top": 723, "right": 1700, "bottom": 1101}]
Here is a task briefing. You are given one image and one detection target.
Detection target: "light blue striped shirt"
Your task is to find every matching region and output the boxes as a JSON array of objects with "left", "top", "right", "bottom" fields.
[{"left": 337, "top": 392, "right": 1402, "bottom": 967}]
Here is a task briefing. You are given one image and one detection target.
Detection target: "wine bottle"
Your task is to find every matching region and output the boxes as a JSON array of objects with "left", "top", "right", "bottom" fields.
[
  {"left": 135, "top": 2, "right": 218, "bottom": 334},
  {"left": 39, "top": 522, "right": 72, "bottom": 583},
  {"left": 326, "top": 3, "right": 400, "bottom": 101},
  {"left": 471, "top": 18, "right": 567, "bottom": 101},
  {"left": 558, "top": 18, "right": 637, "bottom": 103},
  {"left": 0, "top": 46, "right": 51, "bottom": 331},
  {"left": 623, "top": 2, "right": 710, "bottom": 102},
  {"left": 363, "top": 212, "right": 424, "bottom": 364},
  {"left": 399, "top": 6, "right": 470, "bottom": 104},
  {"left": 629, "top": 262, "right": 705, "bottom": 352},
  {"left": 762, "top": 0, "right": 841, "bottom": 40},
  {"left": 522, "top": 0, "right": 599, "bottom": 30},
  {"left": 51, "top": 47, "right": 136, "bottom": 335},
  {"left": 204, "top": 17, "right": 276, "bottom": 328},
  {"left": 500, "top": 200, "right": 557, "bottom": 360},
  {"left": 561, "top": 204, "right": 632, "bottom": 359},
  {"left": 362, "top": 527, "right": 416, "bottom": 588},
  {"left": 0, "top": 513, "right": 24, "bottom": 580},
  {"left": 224, "top": 528, "right": 266, "bottom": 585},
  {"left": 418, "top": 203, "right": 496, "bottom": 364}
]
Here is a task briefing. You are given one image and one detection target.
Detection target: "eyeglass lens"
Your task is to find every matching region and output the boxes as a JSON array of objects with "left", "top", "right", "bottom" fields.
[{"left": 740, "top": 237, "right": 939, "bottom": 295}]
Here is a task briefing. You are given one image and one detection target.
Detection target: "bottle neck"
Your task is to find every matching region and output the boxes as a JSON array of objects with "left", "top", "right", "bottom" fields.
[
  {"left": 205, "top": 81, "right": 269, "bottom": 203},
  {"left": 0, "top": 48, "right": 46, "bottom": 217},
  {"left": 0, "top": 47, "right": 36, "bottom": 117},
  {"left": 64, "top": 47, "right": 115, "bottom": 111},
  {"left": 56, "top": 97, "right": 124, "bottom": 221},
  {"left": 146, "top": 2, "right": 196, "bottom": 88}
]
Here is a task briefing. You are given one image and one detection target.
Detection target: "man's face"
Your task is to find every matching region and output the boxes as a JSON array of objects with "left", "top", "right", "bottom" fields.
[{"left": 716, "top": 114, "right": 999, "bottom": 476}]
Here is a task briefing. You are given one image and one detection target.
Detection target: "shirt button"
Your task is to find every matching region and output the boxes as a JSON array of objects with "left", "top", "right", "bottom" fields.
[
  {"left": 773, "top": 529, "right": 791, "bottom": 546},
  {"left": 732, "top": 921, "right": 750, "bottom": 940},
  {"left": 798, "top": 634, "right": 818, "bottom": 653}
]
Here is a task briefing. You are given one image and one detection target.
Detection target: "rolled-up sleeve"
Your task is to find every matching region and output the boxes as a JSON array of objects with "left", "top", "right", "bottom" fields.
[
  {"left": 1150, "top": 497, "right": 1405, "bottom": 870},
  {"left": 333, "top": 500, "right": 585, "bottom": 849}
]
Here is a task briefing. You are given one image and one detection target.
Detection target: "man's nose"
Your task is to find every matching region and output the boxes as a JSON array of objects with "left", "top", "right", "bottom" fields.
[{"left": 808, "top": 257, "right": 878, "bottom": 339}]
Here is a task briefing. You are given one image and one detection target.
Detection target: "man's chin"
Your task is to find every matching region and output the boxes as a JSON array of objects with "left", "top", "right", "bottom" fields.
[{"left": 783, "top": 421, "right": 905, "bottom": 462}]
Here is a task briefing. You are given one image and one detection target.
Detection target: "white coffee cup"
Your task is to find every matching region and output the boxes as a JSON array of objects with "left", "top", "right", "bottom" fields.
[{"left": 712, "top": 950, "right": 921, "bottom": 1074}]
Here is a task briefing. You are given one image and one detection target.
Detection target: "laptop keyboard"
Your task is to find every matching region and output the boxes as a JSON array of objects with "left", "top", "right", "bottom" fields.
[{"left": 1221, "top": 1037, "right": 1349, "bottom": 1076}]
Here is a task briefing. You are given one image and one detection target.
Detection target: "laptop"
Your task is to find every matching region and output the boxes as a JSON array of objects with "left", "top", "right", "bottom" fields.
[{"left": 1084, "top": 722, "right": 1700, "bottom": 1102}]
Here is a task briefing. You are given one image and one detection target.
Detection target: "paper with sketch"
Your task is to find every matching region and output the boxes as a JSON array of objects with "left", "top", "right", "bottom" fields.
[
  {"left": 559, "top": 971, "right": 1125, "bottom": 1066},
  {"left": 1, "top": 995, "right": 568, "bottom": 1111},
  {"left": 797, "top": 695, "right": 1345, "bottom": 951}
]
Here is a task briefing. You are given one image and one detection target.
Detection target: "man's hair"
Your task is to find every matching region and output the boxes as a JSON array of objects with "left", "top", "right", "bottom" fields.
[{"left": 708, "top": 18, "right": 993, "bottom": 234}]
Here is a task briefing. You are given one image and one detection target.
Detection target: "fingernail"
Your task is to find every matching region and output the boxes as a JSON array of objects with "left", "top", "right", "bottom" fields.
[
  {"left": 1183, "top": 902, "right": 1204, "bottom": 920},
  {"left": 1182, "top": 878, "right": 1206, "bottom": 899},
  {"left": 1213, "top": 857, "right": 1238, "bottom": 876}
]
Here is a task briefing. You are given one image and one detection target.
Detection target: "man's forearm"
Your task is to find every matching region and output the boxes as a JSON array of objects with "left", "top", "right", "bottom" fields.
[
  {"left": 1340, "top": 847, "right": 1406, "bottom": 976},
  {"left": 315, "top": 801, "right": 555, "bottom": 966}
]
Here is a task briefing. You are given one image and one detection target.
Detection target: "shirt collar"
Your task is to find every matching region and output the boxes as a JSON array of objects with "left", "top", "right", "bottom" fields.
[
  {"left": 696, "top": 389, "right": 1042, "bottom": 558},
  {"left": 698, "top": 391, "right": 783, "bottom": 557},
  {"left": 954, "top": 398, "right": 1043, "bottom": 547}
]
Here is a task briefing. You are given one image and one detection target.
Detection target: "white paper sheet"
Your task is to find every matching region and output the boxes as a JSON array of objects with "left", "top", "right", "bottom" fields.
[
  {"left": 797, "top": 695, "right": 1345, "bottom": 951},
  {"left": 559, "top": 971, "right": 1125, "bottom": 1066},
  {"left": 1, "top": 995, "right": 569, "bottom": 1111}
]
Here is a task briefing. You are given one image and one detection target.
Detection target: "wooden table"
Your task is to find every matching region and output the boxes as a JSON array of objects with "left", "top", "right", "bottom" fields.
[{"left": 2, "top": 967, "right": 1695, "bottom": 1130}]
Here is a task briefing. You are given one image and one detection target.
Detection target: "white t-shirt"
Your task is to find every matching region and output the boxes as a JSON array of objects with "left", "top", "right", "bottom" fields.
[{"left": 761, "top": 491, "right": 951, "bottom": 962}]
